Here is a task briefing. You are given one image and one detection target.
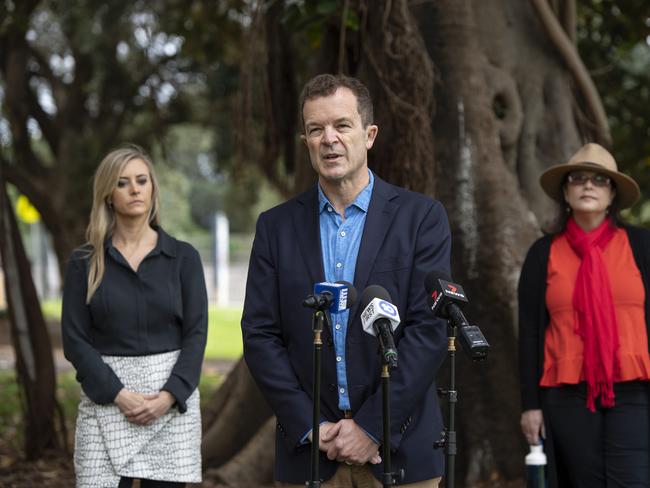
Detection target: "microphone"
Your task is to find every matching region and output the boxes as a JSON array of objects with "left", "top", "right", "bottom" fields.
[
  {"left": 303, "top": 281, "right": 358, "bottom": 313},
  {"left": 424, "top": 271, "right": 489, "bottom": 361},
  {"left": 359, "top": 285, "right": 400, "bottom": 369}
]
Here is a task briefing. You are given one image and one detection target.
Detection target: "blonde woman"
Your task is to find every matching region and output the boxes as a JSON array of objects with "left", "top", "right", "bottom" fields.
[{"left": 62, "top": 145, "right": 207, "bottom": 488}]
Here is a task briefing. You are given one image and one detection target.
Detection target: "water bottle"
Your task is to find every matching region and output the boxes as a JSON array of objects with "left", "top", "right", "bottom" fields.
[{"left": 525, "top": 444, "right": 547, "bottom": 488}]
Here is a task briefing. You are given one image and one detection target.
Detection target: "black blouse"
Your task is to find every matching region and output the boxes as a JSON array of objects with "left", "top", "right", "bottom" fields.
[{"left": 61, "top": 228, "right": 208, "bottom": 413}]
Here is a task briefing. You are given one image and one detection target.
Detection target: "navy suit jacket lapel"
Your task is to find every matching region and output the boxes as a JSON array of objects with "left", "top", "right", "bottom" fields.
[
  {"left": 293, "top": 186, "right": 324, "bottom": 285},
  {"left": 354, "top": 176, "right": 399, "bottom": 298}
]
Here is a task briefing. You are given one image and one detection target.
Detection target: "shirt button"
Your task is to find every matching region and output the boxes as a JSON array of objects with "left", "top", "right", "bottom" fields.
[
  {"left": 340, "top": 231, "right": 346, "bottom": 237},
  {"left": 336, "top": 356, "right": 342, "bottom": 362},
  {"left": 335, "top": 323, "right": 341, "bottom": 330},
  {"left": 339, "top": 387, "right": 345, "bottom": 394},
  {"left": 327, "top": 206, "right": 333, "bottom": 212},
  {"left": 336, "top": 262, "right": 342, "bottom": 268}
]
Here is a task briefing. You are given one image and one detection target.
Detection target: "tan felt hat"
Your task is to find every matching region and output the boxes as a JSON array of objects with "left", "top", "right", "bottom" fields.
[{"left": 539, "top": 143, "right": 640, "bottom": 209}]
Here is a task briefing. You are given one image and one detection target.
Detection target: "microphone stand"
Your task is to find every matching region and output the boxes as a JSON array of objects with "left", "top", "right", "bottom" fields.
[
  {"left": 381, "top": 361, "right": 404, "bottom": 487},
  {"left": 434, "top": 323, "right": 457, "bottom": 488},
  {"left": 308, "top": 308, "right": 327, "bottom": 488}
]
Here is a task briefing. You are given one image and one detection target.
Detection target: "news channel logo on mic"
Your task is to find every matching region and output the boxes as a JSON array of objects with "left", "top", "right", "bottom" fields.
[
  {"left": 361, "top": 298, "right": 399, "bottom": 325},
  {"left": 378, "top": 300, "right": 397, "bottom": 318},
  {"left": 313, "top": 281, "right": 350, "bottom": 313},
  {"left": 337, "top": 286, "right": 349, "bottom": 311}
]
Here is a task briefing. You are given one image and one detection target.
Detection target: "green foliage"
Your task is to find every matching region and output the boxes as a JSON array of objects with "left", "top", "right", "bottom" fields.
[
  {"left": 578, "top": 2, "right": 650, "bottom": 224},
  {"left": 56, "top": 371, "right": 81, "bottom": 432},
  {"left": 282, "top": 0, "right": 359, "bottom": 42},
  {"left": 0, "top": 372, "right": 23, "bottom": 452},
  {"left": 0, "top": 371, "right": 76, "bottom": 461},
  {"left": 158, "top": 124, "right": 282, "bottom": 233},
  {"left": 221, "top": 166, "right": 284, "bottom": 232},
  {"left": 156, "top": 162, "right": 207, "bottom": 240}
]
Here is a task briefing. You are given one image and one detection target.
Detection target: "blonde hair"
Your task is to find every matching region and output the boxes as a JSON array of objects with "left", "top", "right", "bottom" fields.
[{"left": 85, "top": 144, "right": 161, "bottom": 303}]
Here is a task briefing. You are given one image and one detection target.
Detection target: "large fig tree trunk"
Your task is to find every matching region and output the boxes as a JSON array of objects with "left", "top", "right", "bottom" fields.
[
  {"left": 415, "top": 1, "right": 603, "bottom": 482},
  {"left": 417, "top": 1, "right": 543, "bottom": 482},
  {"left": 201, "top": 359, "right": 273, "bottom": 470}
]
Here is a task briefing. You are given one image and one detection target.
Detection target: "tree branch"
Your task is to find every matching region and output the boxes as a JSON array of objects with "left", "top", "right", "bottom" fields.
[
  {"left": 3, "top": 97, "right": 50, "bottom": 179},
  {"left": 63, "top": 47, "right": 94, "bottom": 130},
  {"left": 530, "top": 0, "right": 611, "bottom": 146},
  {"left": 562, "top": 0, "right": 576, "bottom": 44},
  {"left": 26, "top": 43, "right": 66, "bottom": 95},
  {"left": 100, "top": 54, "right": 178, "bottom": 143},
  {"left": 23, "top": 73, "right": 60, "bottom": 154},
  {"left": 25, "top": 44, "right": 67, "bottom": 154},
  {"left": 1, "top": 27, "right": 53, "bottom": 173}
]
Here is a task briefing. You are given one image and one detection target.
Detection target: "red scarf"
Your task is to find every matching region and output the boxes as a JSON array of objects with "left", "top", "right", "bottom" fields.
[{"left": 564, "top": 217, "right": 619, "bottom": 412}]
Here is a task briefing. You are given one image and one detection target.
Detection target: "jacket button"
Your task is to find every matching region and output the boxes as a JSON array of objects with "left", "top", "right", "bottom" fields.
[
  {"left": 328, "top": 383, "right": 336, "bottom": 391},
  {"left": 326, "top": 338, "right": 333, "bottom": 346}
]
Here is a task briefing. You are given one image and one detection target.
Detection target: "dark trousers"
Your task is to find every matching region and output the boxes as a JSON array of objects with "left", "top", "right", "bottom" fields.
[
  {"left": 544, "top": 381, "right": 650, "bottom": 488},
  {"left": 118, "top": 478, "right": 185, "bottom": 488}
]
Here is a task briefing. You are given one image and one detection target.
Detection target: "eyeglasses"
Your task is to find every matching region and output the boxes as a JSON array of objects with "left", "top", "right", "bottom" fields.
[{"left": 566, "top": 173, "right": 612, "bottom": 187}]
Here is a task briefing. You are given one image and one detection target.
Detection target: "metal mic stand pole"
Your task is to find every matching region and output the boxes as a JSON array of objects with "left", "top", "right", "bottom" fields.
[
  {"left": 381, "top": 363, "right": 393, "bottom": 488},
  {"left": 436, "top": 323, "right": 457, "bottom": 488},
  {"left": 308, "top": 309, "right": 326, "bottom": 488},
  {"left": 381, "top": 361, "right": 404, "bottom": 487}
]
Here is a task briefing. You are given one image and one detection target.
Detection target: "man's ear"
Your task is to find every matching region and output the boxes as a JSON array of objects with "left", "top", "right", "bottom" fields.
[{"left": 366, "top": 125, "right": 378, "bottom": 150}]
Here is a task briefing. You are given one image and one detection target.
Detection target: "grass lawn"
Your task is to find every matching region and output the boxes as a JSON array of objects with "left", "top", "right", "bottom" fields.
[
  {"left": 41, "top": 300, "right": 243, "bottom": 360},
  {"left": 205, "top": 306, "right": 243, "bottom": 359}
]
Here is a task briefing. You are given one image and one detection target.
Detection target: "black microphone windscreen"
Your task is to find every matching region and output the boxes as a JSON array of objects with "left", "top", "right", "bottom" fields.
[
  {"left": 424, "top": 270, "right": 453, "bottom": 293},
  {"left": 359, "top": 285, "right": 393, "bottom": 311},
  {"left": 335, "top": 280, "right": 358, "bottom": 307}
]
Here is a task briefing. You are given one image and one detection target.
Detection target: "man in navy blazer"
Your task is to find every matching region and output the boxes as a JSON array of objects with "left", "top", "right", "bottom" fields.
[{"left": 242, "top": 74, "right": 451, "bottom": 487}]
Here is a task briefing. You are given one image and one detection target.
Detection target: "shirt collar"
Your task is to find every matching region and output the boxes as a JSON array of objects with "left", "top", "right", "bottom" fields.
[
  {"left": 155, "top": 227, "right": 177, "bottom": 257},
  {"left": 318, "top": 169, "right": 374, "bottom": 214},
  {"left": 104, "top": 226, "right": 177, "bottom": 258}
]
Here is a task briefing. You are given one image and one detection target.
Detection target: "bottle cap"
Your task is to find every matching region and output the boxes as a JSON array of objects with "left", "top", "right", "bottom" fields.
[{"left": 525, "top": 444, "right": 547, "bottom": 465}]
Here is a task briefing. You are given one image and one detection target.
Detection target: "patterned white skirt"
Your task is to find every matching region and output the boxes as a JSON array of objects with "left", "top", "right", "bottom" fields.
[{"left": 74, "top": 350, "right": 202, "bottom": 487}]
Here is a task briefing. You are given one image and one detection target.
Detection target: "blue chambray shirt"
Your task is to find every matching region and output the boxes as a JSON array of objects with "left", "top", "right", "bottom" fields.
[{"left": 318, "top": 170, "right": 374, "bottom": 411}]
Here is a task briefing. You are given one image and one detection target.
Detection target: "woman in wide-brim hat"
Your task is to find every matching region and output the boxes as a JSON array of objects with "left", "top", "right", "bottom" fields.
[{"left": 518, "top": 143, "right": 650, "bottom": 487}]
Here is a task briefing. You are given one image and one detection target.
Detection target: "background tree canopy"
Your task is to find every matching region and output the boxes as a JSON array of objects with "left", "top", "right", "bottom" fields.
[
  {"left": 577, "top": 0, "right": 650, "bottom": 222},
  {"left": 1, "top": 0, "right": 649, "bottom": 486}
]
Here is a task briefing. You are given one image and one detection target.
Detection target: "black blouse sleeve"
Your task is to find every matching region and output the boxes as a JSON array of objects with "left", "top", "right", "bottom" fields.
[
  {"left": 161, "top": 244, "right": 208, "bottom": 413},
  {"left": 61, "top": 253, "right": 124, "bottom": 404},
  {"left": 518, "top": 236, "right": 551, "bottom": 411}
]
